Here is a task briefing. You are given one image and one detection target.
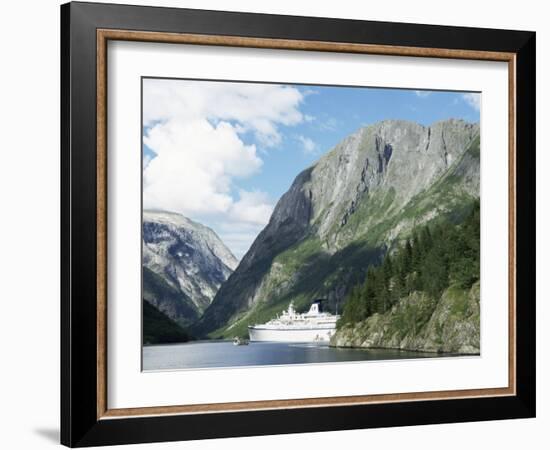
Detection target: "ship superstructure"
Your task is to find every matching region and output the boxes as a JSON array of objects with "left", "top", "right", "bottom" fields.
[{"left": 248, "top": 300, "right": 339, "bottom": 343}]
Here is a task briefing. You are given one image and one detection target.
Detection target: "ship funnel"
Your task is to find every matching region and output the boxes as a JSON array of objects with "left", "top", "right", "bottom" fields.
[{"left": 312, "top": 299, "right": 328, "bottom": 312}]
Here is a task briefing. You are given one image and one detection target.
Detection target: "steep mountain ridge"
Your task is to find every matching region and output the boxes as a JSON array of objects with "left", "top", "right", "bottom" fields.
[
  {"left": 194, "top": 119, "right": 480, "bottom": 338},
  {"left": 143, "top": 210, "right": 238, "bottom": 327},
  {"left": 310, "top": 119, "right": 478, "bottom": 245}
]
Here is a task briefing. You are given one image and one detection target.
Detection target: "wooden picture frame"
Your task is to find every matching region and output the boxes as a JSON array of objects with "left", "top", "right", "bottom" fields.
[{"left": 61, "top": 1, "right": 535, "bottom": 447}]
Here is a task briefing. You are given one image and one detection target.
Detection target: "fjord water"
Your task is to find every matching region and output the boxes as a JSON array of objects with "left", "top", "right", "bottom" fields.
[{"left": 142, "top": 341, "right": 443, "bottom": 371}]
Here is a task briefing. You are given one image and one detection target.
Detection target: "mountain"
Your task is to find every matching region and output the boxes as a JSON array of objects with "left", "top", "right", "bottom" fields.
[
  {"left": 194, "top": 119, "right": 480, "bottom": 338},
  {"left": 143, "top": 300, "right": 190, "bottom": 345},
  {"left": 143, "top": 210, "right": 238, "bottom": 327}
]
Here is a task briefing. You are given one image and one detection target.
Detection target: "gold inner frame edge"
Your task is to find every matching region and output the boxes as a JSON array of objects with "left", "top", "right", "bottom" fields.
[{"left": 96, "top": 29, "right": 517, "bottom": 420}]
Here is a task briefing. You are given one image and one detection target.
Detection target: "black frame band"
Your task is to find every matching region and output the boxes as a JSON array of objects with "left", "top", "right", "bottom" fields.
[{"left": 61, "top": 2, "right": 535, "bottom": 447}]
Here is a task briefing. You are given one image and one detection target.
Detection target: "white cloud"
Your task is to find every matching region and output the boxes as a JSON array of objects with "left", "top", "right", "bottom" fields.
[
  {"left": 414, "top": 90, "right": 431, "bottom": 98},
  {"left": 229, "top": 190, "right": 274, "bottom": 226},
  {"left": 297, "top": 135, "right": 317, "bottom": 154},
  {"left": 143, "top": 118, "right": 263, "bottom": 216},
  {"left": 143, "top": 79, "right": 305, "bottom": 146},
  {"left": 462, "top": 93, "right": 481, "bottom": 111},
  {"left": 142, "top": 153, "right": 152, "bottom": 170},
  {"left": 216, "top": 223, "right": 266, "bottom": 260},
  {"left": 211, "top": 191, "right": 274, "bottom": 259},
  {"left": 318, "top": 117, "right": 339, "bottom": 132},
  {"left": 142, "top": 79, "right": 303, "bottom": 257}
]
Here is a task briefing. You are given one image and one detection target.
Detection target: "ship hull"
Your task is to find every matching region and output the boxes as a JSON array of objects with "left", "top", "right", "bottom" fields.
[{"left": 248, "top": 326, "right": 335, "bottom": 343}]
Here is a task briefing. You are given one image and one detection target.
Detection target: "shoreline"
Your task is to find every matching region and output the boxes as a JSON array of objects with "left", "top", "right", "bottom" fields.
[
  {"left": 329, "top": 342, "right": 479, "bottom": 356},
  {"left": 143, "top": 338, "right": 229, "bottom": 347},
  {"left": 144, "top": 339, "right": 479, "bottom": 357}
]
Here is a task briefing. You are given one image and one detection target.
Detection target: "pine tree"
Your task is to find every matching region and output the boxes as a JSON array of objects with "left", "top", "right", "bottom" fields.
[
  {"left": 411, "top": 229, "right": 421, "bottom": 269},
  {"left": 403, "top": 239, "right": 413, "bottom": 274},
  {"left": 420, "top": 225, "right": 433, "bottom": 250},
  {"left": 363, "top": 267, "right": 377, "bottom": 316},
  {"left": 382, "top": 255, "right": 394, "bottom": 308},
  {"left": 339, "top": 201, "right": 480, "bottom": 326}
]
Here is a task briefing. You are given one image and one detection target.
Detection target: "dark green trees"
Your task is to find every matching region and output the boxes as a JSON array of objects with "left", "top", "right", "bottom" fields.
[
  {"left": 143, "top": 301, "right": 190, "bottom": 344},
  {"left": 338, "top": 201, "right": 480, "bottom": 328}
]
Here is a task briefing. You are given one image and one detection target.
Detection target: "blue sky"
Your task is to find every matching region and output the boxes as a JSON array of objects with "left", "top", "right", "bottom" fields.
[
  {"left": 231, "top": 85, "right": 480, "bottom": 201},
  {"left": 142, "top": 79, "right": 480, "bottom": 258}
]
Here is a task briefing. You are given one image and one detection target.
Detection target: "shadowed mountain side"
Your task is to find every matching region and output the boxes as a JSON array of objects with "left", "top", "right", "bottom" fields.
[
  {"left": 143, "top": 266, "right": 199, "bottom": 327},
  {"left": 143, "top": 300, "right": 190, "bottom": 345},
  {"left": 193, "top": 168, "right": 314, "bottom": 335}
]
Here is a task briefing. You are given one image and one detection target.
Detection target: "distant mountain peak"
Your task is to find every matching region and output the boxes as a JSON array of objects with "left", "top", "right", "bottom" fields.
[{"left": 142, "top": 210, "right": 238, "bottom": 327}]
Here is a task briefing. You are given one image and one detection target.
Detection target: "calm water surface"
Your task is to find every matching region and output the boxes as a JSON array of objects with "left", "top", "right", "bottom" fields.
[{"left": 143, "top": 341, "right": 447, "bottom": 371}]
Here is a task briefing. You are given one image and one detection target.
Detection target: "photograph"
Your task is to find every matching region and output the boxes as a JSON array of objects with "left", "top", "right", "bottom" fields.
[
  {"left": 55, "top": 1, "right": 537, "bottom": 447},
  {"left": 141, "top": 78, "right": 482, "bottom": 371}
]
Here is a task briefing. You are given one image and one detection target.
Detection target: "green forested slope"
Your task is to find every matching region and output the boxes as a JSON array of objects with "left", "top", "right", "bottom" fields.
[{"left": 333, "top": 201, "right": 480, "bottom": 353}]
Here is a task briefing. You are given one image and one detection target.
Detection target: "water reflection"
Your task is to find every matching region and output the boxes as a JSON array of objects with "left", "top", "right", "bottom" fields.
[{"left": 143, "top": 340, "right": 450, "bottom": 371}]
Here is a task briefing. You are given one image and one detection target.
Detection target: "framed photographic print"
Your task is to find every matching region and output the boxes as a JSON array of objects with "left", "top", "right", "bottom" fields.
[{"left": 60, "top": 1, "right": 536, "bottom": 447}]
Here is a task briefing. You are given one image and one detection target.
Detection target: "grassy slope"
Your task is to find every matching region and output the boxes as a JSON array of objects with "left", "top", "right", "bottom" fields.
[{"left": 209, "top": 240, "right": 382, "bottom": 338}]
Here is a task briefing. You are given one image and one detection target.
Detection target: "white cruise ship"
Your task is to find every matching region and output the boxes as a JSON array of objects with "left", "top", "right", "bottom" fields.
[{"left": 248, "top": 300, "right": 340, "bottom": 343}]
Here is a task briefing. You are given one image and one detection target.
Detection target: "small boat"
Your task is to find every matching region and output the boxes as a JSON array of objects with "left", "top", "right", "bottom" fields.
[{"left": 233, "top": 336, "right": 249, "bottom": 346}]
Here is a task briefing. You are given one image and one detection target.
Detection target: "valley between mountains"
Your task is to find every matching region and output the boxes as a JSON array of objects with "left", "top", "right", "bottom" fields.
[{"left": 143, "top": 118, "right": 480, "bottom": 354}]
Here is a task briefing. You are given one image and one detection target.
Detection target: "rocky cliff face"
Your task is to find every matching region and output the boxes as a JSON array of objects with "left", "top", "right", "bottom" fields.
[
  {"left": 143, "top": 210, "right": 238, "bottom": 326},
  {"left": 309, "top": 119, "right": 478, "bottom": 244},
  {"left": 331, "top": 282, "right": 480, "bottom": 354},
  {"left": 195, "top": 119, "right": 480, "bottom": 338}
]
